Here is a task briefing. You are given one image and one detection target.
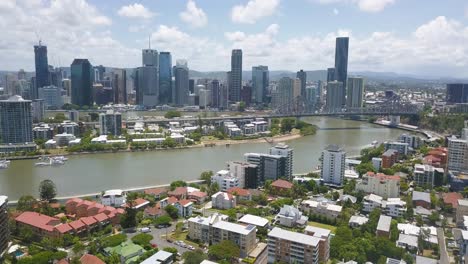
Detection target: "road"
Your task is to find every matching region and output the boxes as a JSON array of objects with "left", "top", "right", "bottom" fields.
[
  {"left": 437, "top": 227, "right": 450, "bottom": 264},
  {"left": 125, "top": 225, "right": 190, "bottom": 255}
]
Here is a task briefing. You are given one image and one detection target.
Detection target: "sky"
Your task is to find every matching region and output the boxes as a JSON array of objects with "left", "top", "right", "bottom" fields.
[{"left": 2, "top": 0, "right": 468, "bottom": 77}]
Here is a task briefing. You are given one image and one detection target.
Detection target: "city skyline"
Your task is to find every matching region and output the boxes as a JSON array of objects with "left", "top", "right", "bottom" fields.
[{"left": 1, "top": 0, "right": 468, "bottom": 78}]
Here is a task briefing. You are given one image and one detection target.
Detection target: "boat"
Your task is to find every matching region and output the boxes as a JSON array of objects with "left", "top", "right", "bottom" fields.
[
  {"left": 0, "top": 159, "right": 10, "bottom": 169},
  {"left": 35, "top": 162, "right": 50, "bottom": 167},
  {"left": 52, "top": 156, "right": 68, "bottom": 161},
  {"left": 371, "top": 140, "right": 379, "bottom": 147},
  {"left": 34, "top": 156, "right": 66, "bottom": 167}
]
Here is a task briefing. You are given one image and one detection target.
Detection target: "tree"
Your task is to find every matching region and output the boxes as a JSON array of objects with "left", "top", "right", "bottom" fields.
[
  {"left": 355, "top": 162, "right": 376, "bottom": 176},
  {"left": 72, "top": 241, "right": 85, "bottom": 255},
  {"left": 39, "top": 180, "right": 57, "bottom": 201},
  {"left": 17, "top": 195, "right": 37, "bottom": 211},
  {"left": 200, "top": 171, "right": 214, "bottom": 185},
  {"left": 131, "top": 233, "right": 153, "bottom": 246},
  {"left": 164, "top": 110, "right": 182, "bottom": 119},
  {"left": 165, "top": 205, "right": 179, "bottom": 219},
  {"left": 183, "top": 250, "right": 207, "bottom": 264},
  {"left": 154, "top": 215, "right": 172, "bottom": 226},
  {"left": 208, "top": 240, "right": 240, "bottom": 261},
  {"left": 89, "top": 112, "right": 99, "bottom": 121},
  {"left": 170, "top": 180, "right": 187, "bottom": 191},
  {"left": 280, "top": 118, "right": 296, "bottom": 133},
  {"left": 238, "top": 101, "right": 246, "bottom": 112}
]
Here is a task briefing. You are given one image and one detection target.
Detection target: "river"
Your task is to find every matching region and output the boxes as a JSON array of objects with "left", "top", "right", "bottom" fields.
[{"left": 0, "top": 117, "right": 409, "bottom": 200}]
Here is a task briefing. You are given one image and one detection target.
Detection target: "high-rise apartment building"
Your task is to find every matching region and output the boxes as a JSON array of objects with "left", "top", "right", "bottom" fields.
[
  {"left": 71, "top": 59, "right": 94, "bottom": 107},
  {"left": 272, "top": 77, "right": 294, "bottom": 109},
  {"left": 293, "top": 78, "right": 302, "bottom": 99},
  {"left": 34, "top": 42, "right": 50, "bottom": 99},
  {"left": 99, "top": 110, "right": 122, "bottom": 136},
  {"left": 448, "top": 136, "right": 468, "bottom": 172},
  {"left": 112, "top": 69, "right": 127, "bottom": 104},
  {"left": 229, "top": 49, "right": 242, "bottom": 102},
  {"left": 38, "top": 85, "right": 63, "bottom": 109},
  {"left": 346, "top": 77, "right": 365, "bottom": 108},
  {"left": 0, "top": 95, "right": 33, "bottom": 144},
  {"left": 321, "top": 145, "right": 346, "bottom": 186},
  {"left": 296, "top": 69, "right": 307, "bottom": 97},
  {"left": 326, "top": 81, "right": 344, "bottom": 112},
  {"left": 174, "top": 60, "right": 189, "bottom": 106},
  {"left": 355, "top": 172, "right": 400, "bottom": 198},
  {"left": 159, "top": 52, "right": 172, "bottom": 104},
  {"left": 252, "top": 65, "right": 269, "bottom": 104},
  {"left": 334, "top": 37, "right": 349, "bottom": 105},
  {"left": 446, "top": 83, "right": 468, "bottom": 104},
  {"left": 0, "top": 196, "right": 8, "bottom": 256},
  {"left": 269, "top": 143, "right": 293, "bottom": 180},
  {"left": 268, "top": 227, "right": 321, "bottom": 264}
]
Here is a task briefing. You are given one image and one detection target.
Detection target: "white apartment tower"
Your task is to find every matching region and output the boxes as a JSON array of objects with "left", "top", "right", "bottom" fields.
[{"left": 321, "top": 145, "right": 346, "bottom": 186}]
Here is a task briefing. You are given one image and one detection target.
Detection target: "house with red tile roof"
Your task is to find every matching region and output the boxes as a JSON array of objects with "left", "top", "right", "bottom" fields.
[
  {"left": 175, "top": 199, "right": 193, "bottom": 218},
  {"left": 187, "top": 191, "right": 208, "bottom": 204},
  {"left": 160, "top": 196, "right": 178, "bottom": 208},
  {"left": 76, "top": 200, "right": 95, "bottom": 218},
  {"left": 87, "top": 203, "right": 104, "bottom": 216},
  {"left": 442, "top": 192, "right": 464, "bottom": 209},
  {"left": 15, "top": 212, "right": 67, "bottom": 238},
  {"left": 80, "top": 254, "right": 105, "bottom": 264},
  {"left": 81, "top": 216, "right": 99, "bottom": 229},
  {"left": 65, "top": 198, "right": 84, "bottom": 215},
  {"left": 55, "top": 223, "right": 73, "bottom": 235},
  {"left": 56, "top": 259, "right": 69, "bottom": 264},
  {"left": 168, "top": 187, "right": 188, "bottom": 199},
  {"left": 126, "top": 198, "right": 150, "bottom": 210},
  {"left": 227, "top": 187, "right": 252, "bottom": 201},
  {"left": 69, "top": 219, "right": 87, "bottom": 234},
  {"left": 144, "top": 187, "right": 168, "bottom": 199},
  {"left": 144, "top": 202, "right": 166, "bottom": 218},
  {"left": 271, "top": 179, "right": 294, "bottom": 191},
  {"left": 93, "top": 212, "right": 109, "bottom": 224}
]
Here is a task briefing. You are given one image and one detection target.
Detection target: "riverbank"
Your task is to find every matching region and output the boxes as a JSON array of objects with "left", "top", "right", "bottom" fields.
[{"left": 200, "top": 132, "right": 303, "bottom": 146}]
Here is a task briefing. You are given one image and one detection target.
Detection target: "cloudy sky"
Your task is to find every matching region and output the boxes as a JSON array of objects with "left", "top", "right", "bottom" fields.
[{"left": 2, "top": 0, "right": 468, "bottom": 77}]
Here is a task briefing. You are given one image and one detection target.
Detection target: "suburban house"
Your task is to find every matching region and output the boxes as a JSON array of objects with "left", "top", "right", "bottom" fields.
[
  {"left": 271, "top": 179, "right": 294, "bottom": 192},
  {"left": 412, "top": 191, "right": 431, "bottom": 209},
  {"left": 211, "top": 191, "right": 236, "bottom": 210},
  {"left": 227, "top": 187, "right": 252, "bottom": 201},
  {"left": 275, "top": 205, "right": 308, "bottom": 227}
]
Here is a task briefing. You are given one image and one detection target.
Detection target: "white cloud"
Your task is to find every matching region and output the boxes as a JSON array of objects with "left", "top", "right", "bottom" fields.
[
  {"left": 117, "top": 3, "right": 155, "bottom": 19},
  {"left": 231, "top": 0, "right": 280, "bottom": 24},
  {"left": 179, "top": 0, "right": 207, "bottom": 28},
  {"left": 333, "top": 8, "right": 339, "bottom": 15},
  {"left": 313, "top": 0, "right": 395, "bottom": 13}
]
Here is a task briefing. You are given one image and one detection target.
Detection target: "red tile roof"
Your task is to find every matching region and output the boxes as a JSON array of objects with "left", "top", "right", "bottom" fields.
[
  {"left": 165, "top": 196, "right": 179, "bottom": 205},
  {"left": 81, "top": 216, "right": 98, "bottom": 226},
  {"left": 88, "top": 203, "right": 104, "bottom": 210},
  {"left": 134, "top": 198, "right": 149, "bottom": 207},
  {"left": 77, "top": 200, "right": 94, "bottom": 209},
  {"left": 442, "top": 192, "right": 464, "bottom": 208},
  {"left": 99, "top": 206, "right": 116, "bottom": 214},
  {"left": 178, "top": 199, "right": 193, "bottom": 206},
  {"left": 80, "top": 254, "right": 105, "bottom": 264},
  {"left": 55, "top": 223, "right": 73, "bottom": 234},
  {"left": 168, "top": 187, "right": 187, "bottom": 196},
  {"left": 69, "top": 219, "right": 86, "bottom": 230},
  {"left": 227, "top": 187, "right": 251, "bottom": 197},
  {"left": 15, "top": 212, "right": 58, "bottom": 232},
  {"left": 144, "top": 203, "right": 164, "bottom": 216},
  {"left": 145, "top": 187, "right": 168, "bottom": 196},
  {"left": 271, "top": 179, "right": 294, "bottom": 189},
  {"left": 365, "top": 172, "right": 400, "bottom": 181},
  {"left": 56, "top": 259, "right": 69, "bottom": 264},
  {"left": 189, "top": 191, "right": 208, "bottom": 198},
  {"left": 66, "top": 198, "right": 83, "bottom": 205},
  {"left": 93, "top": 213, "right": 109, "bottom": 222},
  {"left": 115, "top": 208, "right": 125, "bottom": 215}
]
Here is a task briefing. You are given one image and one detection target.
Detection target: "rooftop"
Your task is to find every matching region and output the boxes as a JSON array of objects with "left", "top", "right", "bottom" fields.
[
  {"left": 365, "top": 172, "right": 400, "bottom": 181},
  {"left": 268, "top": 227, "right": 320, "bottom": 247},
  {"left": 140, "top": 250, "right": 173, "bottom": 264},
  {"left": 305, "top": 226, "right": 331, "bottom": 238},
  {"left": 212, "top": 220, "right": 256, "bottom": 235},
  {"left": 227, "top": 187, "right": 251, "bottom": 196},
  {"left": 0, "top": 195, "right": 7, "bottom": 207},
  {"left": 412, "top": 191, "right": 431, "bottom": 203},
  {"left": 397, "top": 233, "right": 418, "bottom": 248},
  {"left": 80, "top": 254, "right": 105, "bottom": 264},
  {"left": 271, "top": 179, "right": 293, "bottom": 189},
  {"left": 15, "top": 211, "right": 58, "bottom": 232},
  {"left": 103, "top": 189, "right": 124, "bottom": 196},
  {"left": 238, "top": 214, "right": 269, "bottom": 227},
  {"left": 377, "top": 215, "right": 392, "bottom": 232},
  {"left": 325, "top": 144, "right": 344, "bottom": 152}
]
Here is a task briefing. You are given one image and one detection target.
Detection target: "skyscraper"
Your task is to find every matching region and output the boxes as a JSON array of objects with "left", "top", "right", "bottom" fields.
[
  {"left": 34, "top": 42, "right": 50, "bottom": 99},
  {"left": 252, "top": 65, "right": 269, "bottom": 104},
  {"left": 136, "top": 49, "right": 159, "bottom": 107},
  {"left": 112, "top": 69, "right": 127, "bottom": 104},
  {"left": 321, "top": 144, "right": 346, "bottom": 187},
  {"left": 99, "top": 110, "right": 122, "bottom": 136},
  {"left": 446, "top": 83, "right": 468, "bottom": 104},
  {"left": 334, "top": 37, "right": 349, "bottom": 105},
  {"left": 71, "top": 59, "right": 94, "bottom": 107},
  {"left": 211, "top": 79, "right": 221, "bottom": 108},
  {"left": 0, "top": 95, "right": 33, "bottom": 144},
  {"left": 293, "top": 78, "right": 301, "bottom": 98},
  {"left": 142, "top": 49, "right": 158, "bottom": 67},
  {"left": 346, "top": 77, "right": 365, "bottom": 108},
  {"left": 327, "top": 68, "right": 335, "bottom": 83},
  {"left": 38, "top": 85, "right": 62, "bottom": 109},
  {"left": 269, "top": 143, "right": 293, "bottom": 180},
  {"left": 174, "top": 60, "right": 189, "bottom": 106},
  {"left": 271, "top": 77, "right": 294, "bottom": 109},
  {"left": 230, "top": 49, "right": 242, "bottom": 102},
  {"left": 296, "top": 69, "right": 307, "bottom": 97},
  {"left": 326, "top": 81, "right": 344, "bottom": 112},
  {"left": 159, "top": 52, "right": 172, "bottom": 104}
]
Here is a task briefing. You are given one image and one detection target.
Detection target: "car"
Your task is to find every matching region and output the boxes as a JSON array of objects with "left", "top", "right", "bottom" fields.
[
  {"left": 151, "top": 243, "right": 158, "bottom": 248},
  {"left": 188, "top": 245, "right": 195, "bottom": 250},
  {"left": 140, "top": 227, "right": 151, "bottom": 233}
]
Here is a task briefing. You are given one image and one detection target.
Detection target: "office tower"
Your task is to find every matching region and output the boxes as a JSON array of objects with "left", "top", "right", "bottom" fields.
[
  {"left": 93, "top": 65, "right": 105, "bottom": 82},
  {"left": 321, "top": 144, "right": 346, "bottom": 186},
  {"left": 38, "top": 85, "right": 63, "bottom": 109},
  {"left": 94, "top": 83, "right": 113, "bottom": 105},
  {"left": 112, "top": 69, "right": 127, "bottom": 104},
  {"left": 334, "top": 37, "right": 349, "bottom": 105},
  {"left": 198, "top": 88, "right": 211, "bottom": 108},
  {"left": 269, "top": 143, "right": 293, "bottom": 180},
  {"left": 271, "top": 77, "right": 294, "bottom": 109},
  {"left": 0, "top": 196, "right": 8, "bottom": 256},
  {"left": 229, "top": 49, "right": 242, "bottom": 102},
  {"left": 305, "top": 86, "right": 317, "bottom": 111},
  {"left": 293, "top": 78, "right": 301, "bottom": 98},
  {"left": 18, "top": 69, "right": 26, "bottom": 80},
  {"left": 219, "top": 83, "right": 229, "bottom": 110},
  {"left": 159, "top": 52, "right": 172, "bottom": 104},
  {"left": 189, "top": 79, "right": 195, "bottom": 94},
  {"left": 50, "top": 67, "right": 63, "bottom": 89},
  {"left": 252, "top": 65, "right": 269, "bottom": 104},
  {"left": 34, "top": 42, "right": 50, "bottom": 99},
  {"left": 240, "top": 85, "right": 252, "bottom": 106},
  {"left": 327, "top": 68, "right": 335, "bottom": 83},
  {"left": 446, "top": 84, "right": 468, "bottom": 104},
  {"left": 326, "top": 81, "right": 344, "bottom": 112},
  {"left": 31, "top": 99, "right": 45, "bottom": 123},
  {"left": 99, "top": 110, "right": 122, "bottom": 136},
  {"left": 297, "top": 69, "right": 307, "bottom": 97},
  {"left": 174, "top": 60, "right": 189, "bottom": 106},
  {"left": 142, "top": 49, "right": 158, "bottom": 67},
  {"left": 71, "top": 59, "right": 94, "bottom": 107},
  {"left": 210, "top": 79, "right": 221, "bottom": 108},
  {"left": 346, "top": 77, "right": 365, "bottom": 108},
  {"left": 0, "top": 95, "right": 33, "bottom": 144}
]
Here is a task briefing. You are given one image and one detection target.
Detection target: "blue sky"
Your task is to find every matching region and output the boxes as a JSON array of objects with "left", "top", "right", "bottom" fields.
[{"left": 2, "top": 0, "right": 468, "bottom": 77}]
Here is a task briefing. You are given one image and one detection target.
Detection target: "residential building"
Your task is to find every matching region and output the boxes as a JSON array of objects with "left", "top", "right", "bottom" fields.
[
  {"left": 382, "top": 149, "right": 399, "bottom": 168},
  {"left": 0, "top": 95, "right": 33, "bottom": 144},
  {"left": 31, "top": 99, "right": 45, "bottom": 123},
  {"left": 230, "top": 49, "right": 242, "bottom": 102},
  {"left": 227, "top": 187, "right": 251, "bottom": 201},
  {"left": 252, "top": 65, "right": 269, "bottom": 104},
  {"left": 363, "top": 194, "right": 384, "bottom": 213},
  {"left": 372, "top": 157, "right": 383, "bottom": 171},
  {"left": 33, "top": 123, "right": 54, "bottom": 140},
  {"left": 271, "top": 179, "right": 294, "bottom": 192},
  {"left": 384, "top": 141, "right": 409, "bottom": 155},
  {"left": 80, "top": 254, "right": 105, "bottom": 264},
  {"left": 457, "top": 199, "right": 468, "bottom": 226},
  {"left": 376, "top": 215, "right": 392, "bottom": 238},
  {"left": 211, "top": 170, "right": 240, "bottom": 191},
  {"left": 71, "top": 59, "right": 94, "bottom": 107},
  {"left": 267, "top": 227, "right": 321, "bottom": 264},
  {"left": 300, "top": 200, "right": 342, "bottom": 220},
  {"left": 399, "top": 134, "right": 422, "bottom": 149},
  {"left": 397, "top": 233, "right": 418, "bottom": 251},
  {"left": 321, "top": 145, "right": 346, "bottom": 187},
  {"left": 0, "top": 196, "right": 8, "bottom": 255},
  {"left": 188, "top": 213, "right": 256, "bottom": 258},
  {"left": 448, "top": 136, "right": 468, "bottom": 172},
  {"left": 211, "top": 192, "right": 236, "bottom": 209},
  {"left": 38, "top": 85, "right": 62, "bottom": 108},
  {"left": 269, "top": 143, "right": 293, "bottom": 180},
  {"left": 140, "top": 250, "right": 173, "bottom": 264},
  {"left": 355, "top": 172, "right": 400, "bottom": 198},
  {"left": 158, "top": 52, "right": 172, "bottom": 105},
  {"left": 441, "top": 192, "right": 463, "bottom": 209},
  {"left": 174, "top": 60, "right": 189, "bottom": 106},
  {"left": 383, "top": 198, "right": 407, "bottom": 218},
  {"left": 34, "top": 42, "right": 50, "bottom": 99},
  {"left": 174, "top": 199, "right": 193, "bottom": 217},
  {"left": 413, "top": 164, "right": 444, "bottom": 188},
  {"left": 104, "top": 242, "right": 145, "bottom": 264},
  {"left": 239, "top": 214, "right": 269, "bottom": 228},
  {"left": 276, "top": 205, "right": 308, "bottom": 227},
  {"left": 349, "top": 215, "right": 369, "bottom": 228},
  {"left": 446, "top": 83, "right": 468, "bottom": 104},
  {"left": 346, "top": 77, "right": 364, "bottom": 108},
  {"left": 293, "top": 78, "right": 301, "bottom": 98},
  {"left": 304, "top": 226, "right": 331, "bottom": 263},
  {"left": 412, "top": 191, "right": 431, "bottom": 209},
  {"left": 272, "top": 77, "right": 294, "bottom": 110},
  {"left": 297, "top": 69, "right": 307, "bottom": 97},
  {"left": 99, "top": 110, "right": 122, "bottom": 136},
  {"left": 101, "top": 189, "right": 126, "bottom": 207},
  {"left": 244, "top": 153, "right": 287, "bottom": 183},
  {"left": 58, "top": 121, "right": 80, "bottom": 136},
  {"left": 326, "top": 81, "right": 344, "bottom": 112},
  {"left": 334, "top": 37, "right": 349, "bottom": 105},
  {"left": 227, "top": 161, "right": 257, "bottom": 188}
]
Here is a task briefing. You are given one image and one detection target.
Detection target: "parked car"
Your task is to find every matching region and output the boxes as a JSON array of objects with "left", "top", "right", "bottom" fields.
[{"left": 140, "top": 227, "right": 151, "bottom": 233}]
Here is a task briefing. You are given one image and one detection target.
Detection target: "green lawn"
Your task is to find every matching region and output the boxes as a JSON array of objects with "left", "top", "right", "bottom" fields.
[{"left": 307, "top": 221, "right": 337, "bottom": 233}]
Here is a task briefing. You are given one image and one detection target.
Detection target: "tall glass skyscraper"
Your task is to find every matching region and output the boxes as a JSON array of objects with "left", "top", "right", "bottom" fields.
[
  {"left": 334, "top": 37, "right": 349, "bottom": 106},
  {"left": 326, "top": 81, "right": 344, "bottom": 112},
  {"left": 252, "top": 65, "right": 269, "bottom": 104},
  {"left": 296, "top": 69, "right": 307, "bottom": 97},
  {"left": 159, "top": 52, "right": 172, "bottom": 104},
  {"left": 136, "top": 49, "right": 159, "bottom": 107},
  {"left": 142, "top": 49, "right": 158, "bottom": 67},
  {"left": 346, "top": 77, "right": 365, "bottom": 108},
  {"left": 174, "top": 60, "right": 189, "bottom": 106},
  {"left": 34, "top": 42, "right": 50, "bottom": 99},
  {"left": 230, "top": 49, "right": 242, "bottom": 102},
  {"left": 446, "top": 83, "right": 468, "bottom": 104},
  {"left": 71, "top": 59, "right": 94, "bottom": 107},
  {"left": 327, "top": 68, "right": 335, "bottom": 82}
]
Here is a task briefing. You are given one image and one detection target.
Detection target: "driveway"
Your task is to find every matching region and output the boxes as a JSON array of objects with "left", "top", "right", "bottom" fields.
[
  {"left": 126, "top": 225, "right": 190, "bottom": 254},
  {"left": 437, "top": 227, "right": 449, "bottom": 264}
]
